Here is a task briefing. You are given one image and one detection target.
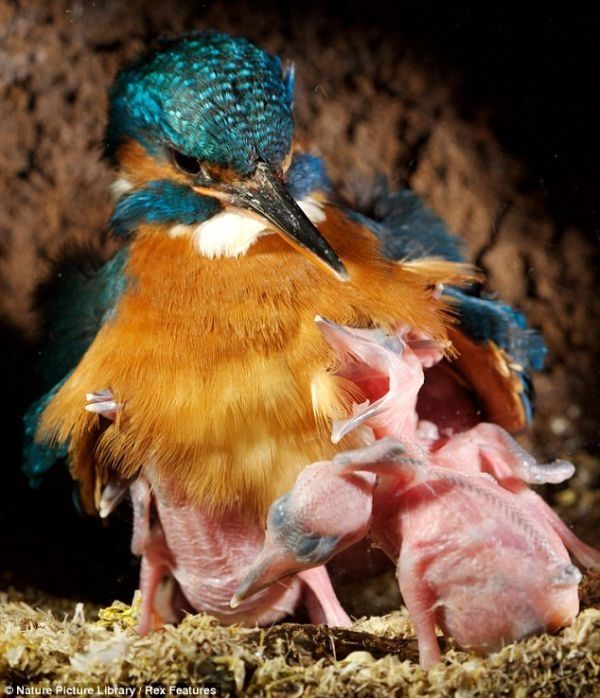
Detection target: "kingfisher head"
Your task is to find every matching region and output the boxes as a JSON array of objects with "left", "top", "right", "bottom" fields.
[{"left": 106, "top": 31, "right": 346, "bottom": 279}]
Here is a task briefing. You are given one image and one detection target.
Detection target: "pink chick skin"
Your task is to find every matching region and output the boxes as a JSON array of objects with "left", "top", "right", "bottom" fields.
[
  {"left": 129, "top": 474, "right": 352, "bottom": 632},
  {"left": 322, "top": 318, "right": 600, "bottom": 571},
  {"left": 234, "top": 438, "right": 582, "bottom": 668},
  {"left": 92, "top": 390, "right": 351, "bottom": 633},
  {"left": 234, "top": 319, "right": 597, "bottom": 667}
]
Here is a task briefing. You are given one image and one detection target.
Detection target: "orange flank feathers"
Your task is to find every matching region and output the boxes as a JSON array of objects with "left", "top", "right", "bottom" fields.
[{"left": 38, "top": 206, "right": 472, "bottom": 517}]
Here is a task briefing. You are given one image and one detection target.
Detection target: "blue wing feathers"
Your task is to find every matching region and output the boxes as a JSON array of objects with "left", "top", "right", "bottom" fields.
[
  {"left": 22, "top": 380, "right": 69, "bottom": 487},
  {"left": 22, "top": 181, "right": 546, "bottom": 488},
  {"left": 22, "top": 247, "right": 130, "bottom": 483},
  {"left": 285, "top": 153, "right": 332, "bottom": 201},
  {"left": 36, "top": 248, "right": 129, "bottom": 392},
  {"left": 375, "top": 189, "right": 466, "bottom": 263},
  {"left": 443, "top": 288, "right": 547, "bottom": 373},
  {"left": 362, "top": 188, "right": 546, "bottom": 424}
]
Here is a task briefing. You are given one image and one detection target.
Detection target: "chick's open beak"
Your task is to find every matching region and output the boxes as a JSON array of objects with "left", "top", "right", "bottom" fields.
[{"left": 217, "top": 161, "right": 349, "bottom": 281}]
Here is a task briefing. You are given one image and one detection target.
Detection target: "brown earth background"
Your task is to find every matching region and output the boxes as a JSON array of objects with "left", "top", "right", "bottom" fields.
[{"left": 0, "top": 1, "right": 599, "bottom": 604}]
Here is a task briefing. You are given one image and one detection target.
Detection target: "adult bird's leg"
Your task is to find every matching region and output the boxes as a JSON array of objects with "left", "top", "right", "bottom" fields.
[
  {"left": 83, "top": 388, "right": 130, "bottom": 518},
  {"left": 85, "top": 388, "right": 123, "bottom": 421}
]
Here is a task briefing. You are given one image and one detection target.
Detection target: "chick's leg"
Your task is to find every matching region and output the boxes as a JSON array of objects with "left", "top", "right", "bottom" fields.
[
  {"left": 298, "top": 566, "right": 352, "bottom": 627},
  {"left": 131, "top": 477, "right": 304, "bottom": 627},
  {"left": 130, "top": 478, "right": 181, "bottom": 634},
  {"left": 397, "top": 560, "right": 440, "bottom": 670}
]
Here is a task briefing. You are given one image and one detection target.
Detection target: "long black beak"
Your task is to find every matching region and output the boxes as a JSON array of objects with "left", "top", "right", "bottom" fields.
[{"left": 223, "top": 162, "right": 349, "bottom": 281}]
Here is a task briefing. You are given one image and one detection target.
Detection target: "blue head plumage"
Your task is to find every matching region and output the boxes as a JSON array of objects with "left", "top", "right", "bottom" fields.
[
  {"left": 106, "top": 31, "right": 295, "bottom": 174},
  {"left": 104, "top": 31, "right": 347, "bottom": 278}
]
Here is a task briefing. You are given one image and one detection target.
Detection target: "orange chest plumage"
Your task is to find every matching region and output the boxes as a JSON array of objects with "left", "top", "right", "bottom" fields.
[{"left": 39, "top": 207, "right": 464, "bottom": 516}]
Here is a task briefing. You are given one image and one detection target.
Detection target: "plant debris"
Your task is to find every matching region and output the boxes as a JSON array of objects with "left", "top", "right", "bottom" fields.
[{"left": 1, "top": 576, "right": 599, "bottom": 696}]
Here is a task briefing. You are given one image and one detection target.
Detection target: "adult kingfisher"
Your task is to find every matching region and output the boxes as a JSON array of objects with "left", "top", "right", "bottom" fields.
[{"left": 22, "top": 31, "right": 546, "bottom": 631}]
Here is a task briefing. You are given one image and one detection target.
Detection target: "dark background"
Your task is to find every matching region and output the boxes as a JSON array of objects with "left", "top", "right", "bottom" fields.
[{"left": 1, "top": 0, "right": 598, "bottom": 603}]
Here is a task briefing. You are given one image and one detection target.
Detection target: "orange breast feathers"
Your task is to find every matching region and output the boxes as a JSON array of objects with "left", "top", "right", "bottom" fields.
[{"left": 38, "top": 206, "right": 471, "bottom": 517}]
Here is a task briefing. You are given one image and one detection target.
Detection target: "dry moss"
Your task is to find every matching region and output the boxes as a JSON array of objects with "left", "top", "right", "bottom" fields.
[{"left": 1, "top": 580, "right": 599, "bottom": 697}]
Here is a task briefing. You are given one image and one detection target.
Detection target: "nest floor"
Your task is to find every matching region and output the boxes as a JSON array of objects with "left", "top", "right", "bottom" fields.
[{"left": 1, "top": 571, "right": 599, "bottom": 697}]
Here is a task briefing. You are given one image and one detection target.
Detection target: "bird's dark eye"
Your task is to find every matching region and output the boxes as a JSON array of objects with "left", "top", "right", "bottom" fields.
[
  {"left": 296, "top": 534, "right": 320, "bottom": 558},
  {"left": 295, "top": 534, "right": 341, "bottom": 563},
  {"left": 171, "top": 149, "right": 202, "bottom": 175}
]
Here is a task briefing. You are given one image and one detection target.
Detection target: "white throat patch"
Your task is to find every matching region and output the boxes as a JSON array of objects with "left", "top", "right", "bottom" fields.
[
  {"left": 167, "top": 196, "right": 326, "bottom": 260},
  {"left": 193, "top": 211, "right": 272, "bottom": 259}
]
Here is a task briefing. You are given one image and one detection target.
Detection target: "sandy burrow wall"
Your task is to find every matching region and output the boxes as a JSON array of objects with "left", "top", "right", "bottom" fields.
[{"left": 0, "top": 0, "right": 598, "bottom": 465}]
